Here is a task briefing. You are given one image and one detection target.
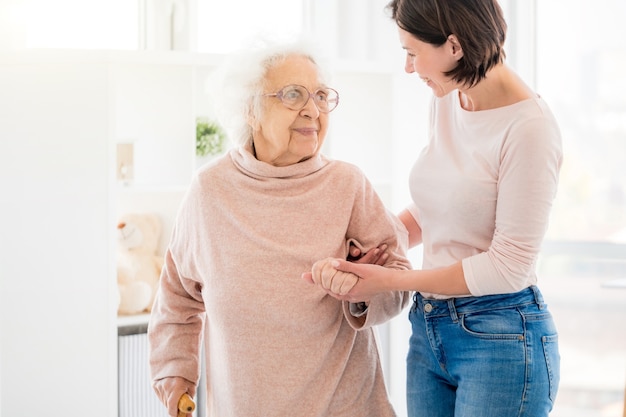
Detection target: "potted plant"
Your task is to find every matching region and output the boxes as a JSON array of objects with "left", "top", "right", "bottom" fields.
[{"left": 196, "top": 118, "right": 228, "bottom": 163}]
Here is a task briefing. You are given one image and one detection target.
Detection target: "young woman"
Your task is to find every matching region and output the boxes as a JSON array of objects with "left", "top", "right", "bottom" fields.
[{"left": 308, "top": 1, "right": 563, "bottom": 416}]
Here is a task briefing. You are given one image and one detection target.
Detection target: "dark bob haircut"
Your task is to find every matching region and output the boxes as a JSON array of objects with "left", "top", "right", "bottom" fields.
[{"left": 386, "top": 0, "right": 507, "bottom": 88}]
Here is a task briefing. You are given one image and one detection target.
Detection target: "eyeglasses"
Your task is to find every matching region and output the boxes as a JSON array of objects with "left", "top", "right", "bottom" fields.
[{"left": 263, "top": 84, "right": 339, "bottom": 113}]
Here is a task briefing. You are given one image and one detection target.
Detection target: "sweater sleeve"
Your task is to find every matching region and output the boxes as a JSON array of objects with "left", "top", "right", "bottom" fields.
[
  {"left": 463, "top": 108, "right": 562, "bottom": 295},
  {"left": 148, "top": 247, "right": 206, "bottom": 386},
  {"left": 340, "top": 170, "right": 412, "bottom": 329}
]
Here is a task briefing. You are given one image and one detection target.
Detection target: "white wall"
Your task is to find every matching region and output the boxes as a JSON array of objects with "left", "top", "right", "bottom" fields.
[{"left": 0, "top": 52, "right": 117, "bottom": 417}]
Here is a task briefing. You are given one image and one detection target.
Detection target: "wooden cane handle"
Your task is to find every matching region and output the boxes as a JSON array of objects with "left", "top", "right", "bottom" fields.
[{"left": 177, "top": 393, "right": 195, "bottom": 417}]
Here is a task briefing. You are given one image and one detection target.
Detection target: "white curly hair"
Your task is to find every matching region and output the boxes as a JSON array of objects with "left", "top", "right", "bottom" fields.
[{"left": 206, "top": 36, "right": 333, "bottom": 147}]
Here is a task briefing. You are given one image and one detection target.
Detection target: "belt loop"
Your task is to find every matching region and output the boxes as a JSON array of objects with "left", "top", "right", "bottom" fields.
[
  {"left": 412, "top": 292, "right": 419, "bottom": 312},
  {"left": 447, "top": 299, "right": 458, "bottom": 322},
  {"left": 530, "top": 285, "right": 545, "bottom": 309}
]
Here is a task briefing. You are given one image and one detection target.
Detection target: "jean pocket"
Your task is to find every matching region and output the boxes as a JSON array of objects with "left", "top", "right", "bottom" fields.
[
  {"left": 542, "top": 334, "right": 560, "bottom": 403},
  {"left": 460, "top": 308, "right": 525, "bottom": 340}
]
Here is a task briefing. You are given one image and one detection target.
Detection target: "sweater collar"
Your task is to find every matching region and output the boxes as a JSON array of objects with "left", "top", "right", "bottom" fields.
[{"left": 230, "top": 146, "right": 328, "bottom": 179}]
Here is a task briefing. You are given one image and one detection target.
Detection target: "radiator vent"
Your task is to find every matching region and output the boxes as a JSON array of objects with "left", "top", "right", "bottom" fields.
[
  {"left": 118, "top": 322, "right": 205, "bottom": 417},
  {"left": 118, "top": 324, "right": 169, "bottom": 417}
]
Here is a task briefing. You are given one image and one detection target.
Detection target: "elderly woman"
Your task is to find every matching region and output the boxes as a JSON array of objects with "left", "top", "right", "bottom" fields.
[{"left": 147, "top": 40, "right": 411, "bottom": 417}]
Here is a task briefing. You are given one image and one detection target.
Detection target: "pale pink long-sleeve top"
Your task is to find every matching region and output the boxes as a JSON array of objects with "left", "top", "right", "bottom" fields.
[
  {"left": 408, "top": 91, "right": 562, "bottom": 298},
  {"left": 149, "top": 146, "right": 411, "bottom": 417}
]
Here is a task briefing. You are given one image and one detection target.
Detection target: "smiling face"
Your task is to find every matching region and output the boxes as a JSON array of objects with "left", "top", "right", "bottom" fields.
[
  {"left": 398, "top": 27, "right": 463, "bottom": 97},
  {"left": 249, "top": 55, "right": 330, "bottom": 167}
]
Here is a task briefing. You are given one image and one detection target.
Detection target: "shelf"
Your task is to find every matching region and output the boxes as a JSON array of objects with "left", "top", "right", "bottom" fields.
[
  {"left": 0, "top": 48, "right": 225, "bottom": 67},
  {"left": 118, "top": 313, "right": 151, "bottom": 337},
  {"left": 116, "top": 183, "right": 191, "bottom": 194},
  {"left": 603, "top": 278, "right": 626, "bottom": 289},
  {"left": 117, "top": 312, "right": 151, "bottom": 327}
]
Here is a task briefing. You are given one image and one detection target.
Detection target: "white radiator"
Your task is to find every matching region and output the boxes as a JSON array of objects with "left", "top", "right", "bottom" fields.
[{"left": 118, "top": 324, "right": 204, "bottom": 417}]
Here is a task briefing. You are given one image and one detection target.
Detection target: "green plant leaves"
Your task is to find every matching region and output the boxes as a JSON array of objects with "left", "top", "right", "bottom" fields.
[{"left": 196, "top": 118, "right": 227, "bottom": 157}]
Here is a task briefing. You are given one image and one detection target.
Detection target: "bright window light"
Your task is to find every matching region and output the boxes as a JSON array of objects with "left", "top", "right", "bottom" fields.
[
  {"left": 196, "top": 0, "right": 305, "bottom": 53},
  {"left": 12, "top": 0, "right": 138, "bottom": 50}
]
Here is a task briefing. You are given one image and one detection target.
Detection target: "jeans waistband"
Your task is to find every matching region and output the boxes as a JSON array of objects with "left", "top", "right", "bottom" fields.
[{"left": 412, "top": 286, "right": 545, "bottom": 318}]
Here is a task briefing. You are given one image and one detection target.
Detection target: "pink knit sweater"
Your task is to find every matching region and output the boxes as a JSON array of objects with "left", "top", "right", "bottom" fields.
[{"left": 149, "top": 146, "right": 411, "bottom": 417}]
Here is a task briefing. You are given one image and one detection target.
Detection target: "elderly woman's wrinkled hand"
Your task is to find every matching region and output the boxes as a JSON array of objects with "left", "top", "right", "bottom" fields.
[
  {"left": 304, "top": 257, "right": 359, "bottom": 297},
  {"left": 152, "top": 376, "right": 196, "bottom": 417}
]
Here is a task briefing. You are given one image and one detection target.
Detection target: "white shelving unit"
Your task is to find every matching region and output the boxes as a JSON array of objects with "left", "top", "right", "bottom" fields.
[{"left": 0, "top": 49, "right": 220, "bottom": 417}]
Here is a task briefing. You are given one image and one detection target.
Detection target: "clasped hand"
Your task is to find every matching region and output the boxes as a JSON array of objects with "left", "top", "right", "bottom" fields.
[
  {"left": 302, "top": 244, "right": 388, "bottom": 303},
  {"left": 307, "top": 257, "right": 359, "bottom": 298}
]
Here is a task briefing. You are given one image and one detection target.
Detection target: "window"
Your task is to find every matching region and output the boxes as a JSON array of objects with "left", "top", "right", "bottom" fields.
[
  {"left": 533, "top": 1, "right": 626, "bottom": 415},
  {"left": 1, "top": 0, "right": 138, "bottom": 50},
  {"left": 196, "top": 0, "right": 306, "bottom": 54}
]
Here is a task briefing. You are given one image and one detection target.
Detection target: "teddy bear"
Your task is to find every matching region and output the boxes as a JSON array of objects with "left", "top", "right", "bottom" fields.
[{"left": 116, "top": 212, "right": 164, "bottom": 315}]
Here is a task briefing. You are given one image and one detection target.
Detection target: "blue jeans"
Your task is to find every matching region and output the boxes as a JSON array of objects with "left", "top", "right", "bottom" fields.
[{"left": 406, "top": 286, "right": 560, "bottom": 417}]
